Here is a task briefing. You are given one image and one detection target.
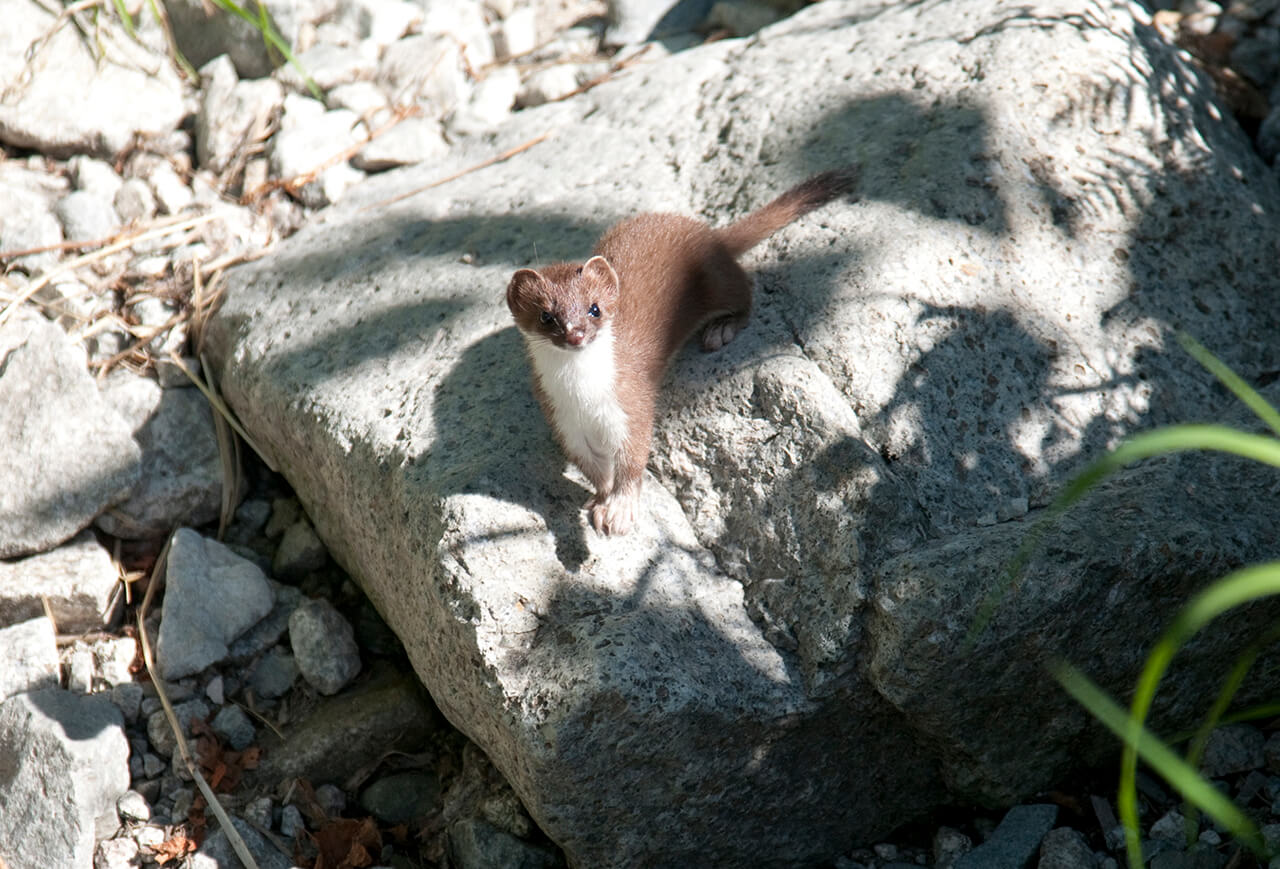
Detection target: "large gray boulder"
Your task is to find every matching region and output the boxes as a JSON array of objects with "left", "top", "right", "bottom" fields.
[{"left": 205, "top": 0, "right": 1280, "bottom": 865}]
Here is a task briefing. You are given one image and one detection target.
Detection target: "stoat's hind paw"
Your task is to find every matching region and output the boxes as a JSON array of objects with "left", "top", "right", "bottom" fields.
[{"left": 587, "top": 489, "right": 638, "bottom": 536}]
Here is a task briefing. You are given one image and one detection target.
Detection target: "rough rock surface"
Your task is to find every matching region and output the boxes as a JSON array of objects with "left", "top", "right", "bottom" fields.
[
  {"left": 0, "top": 1, "right": 185, "bottom": 156},
  {"left": 0, "top": 617, "right": 59, "bottom": 702},
  {"left": 0, "top": 310, "right": 141, "bottom": 558},
  {"left": 94, "top": 374, "right": 224, "bottom": 539},
  {"left": 203, "top": 0, "right": 1280, "bottom": 865},
  {"left": 0, "top": 689, "right": 130, "bottom": 869},
  {"left": 0, "top": 530, "right": 121, "bottom": 632},
  {"left": 156, "top": 528, "right": 275, "bottom": 679}
]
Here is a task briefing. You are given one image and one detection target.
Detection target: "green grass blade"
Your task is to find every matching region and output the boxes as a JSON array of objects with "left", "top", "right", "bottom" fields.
[
  {"left": 111, "top": 0, "right": 136, "bottom": 37},
  {"left": 1181, "top": 647, "right": 1258, "bottom": 845},
  {"left": 208, "top": 0, "right": 322, "bottom": 99},
  {"left": 1178, "top": 333, "right": 1280, "bottom": 437},
  {"left": 1053, "top": 662, "right": 1267, "bottom": 866},
  {"left": 1118, "top": 562, "right": 1280, "bottom": 865}
]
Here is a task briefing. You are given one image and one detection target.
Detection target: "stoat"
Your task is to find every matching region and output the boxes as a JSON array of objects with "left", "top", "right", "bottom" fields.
[{"left": 506, "top": 167, "right": 859, "bottom": 535}]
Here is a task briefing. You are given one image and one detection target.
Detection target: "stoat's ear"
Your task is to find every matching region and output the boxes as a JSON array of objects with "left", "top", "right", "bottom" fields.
[
  {"left": 506, "top": 269, "right": 544, "bottom": 313},
  {"left": 581, "top": 256, "right": 619, "bottom": 298}
]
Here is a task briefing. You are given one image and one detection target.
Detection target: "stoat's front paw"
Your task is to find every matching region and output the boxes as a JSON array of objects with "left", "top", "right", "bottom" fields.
[
  {"left": 701, "top": 315, "right": 744, "bottom": 352},
  {"left": 587, "top": 489, "right": 638, "bottom": 536}
]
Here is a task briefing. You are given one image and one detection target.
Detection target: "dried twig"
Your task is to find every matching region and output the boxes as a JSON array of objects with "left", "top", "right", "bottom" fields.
[
  {"left": 363, "top": 131, "right": 553, "bottom": 211},
  {"left": 0, "top": 213, "right": 219, "bottom": 327},
  {"left": 545, "top": 43, "right": 653, "bottom": 104},
  {"left": 241, "top": 105, "right": 420, "bottom": 204}
]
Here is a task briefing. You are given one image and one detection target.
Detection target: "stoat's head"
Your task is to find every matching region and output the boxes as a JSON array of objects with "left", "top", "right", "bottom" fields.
[{"left": 506, "top": 256, "right": 619, "bottom": 350}]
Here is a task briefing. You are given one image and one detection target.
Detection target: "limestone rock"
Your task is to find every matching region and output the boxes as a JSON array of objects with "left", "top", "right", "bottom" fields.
[
  {"left": 0, "top": 530, "right": 121, "bottom": 632},
  {"left": 205, "top": 0, "right": 1280, "bottom": 864},
  {"left": 0, "top": 617, "right": 59, "bottom": 702},
  {"left": 0, "top": 310, "right": 140, "bottom": 558},
  {"left": 196, "top": 56, "right": 286, "bottom": 176},
  {"left": 0, "top": 1, "right": 185, "bottom": 156},
  {"left": 94, "top": 374, "right": 224, "bottom": 539},
  {"left": 0, "top": 689, "right": 130, "bottom": 869},
  {"left": 156, "top": 529, "right": 275, "bottom": 680}
]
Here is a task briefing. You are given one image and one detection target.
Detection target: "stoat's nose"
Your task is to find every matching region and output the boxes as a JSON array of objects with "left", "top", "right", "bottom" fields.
[{"left": 565, "top": 328, "right": 587, "bottom": 347}]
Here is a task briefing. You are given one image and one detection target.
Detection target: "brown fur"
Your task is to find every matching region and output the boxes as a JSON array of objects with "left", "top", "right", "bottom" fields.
[{"left": 506, "top": 166, "right": 858, "bottom": 534}]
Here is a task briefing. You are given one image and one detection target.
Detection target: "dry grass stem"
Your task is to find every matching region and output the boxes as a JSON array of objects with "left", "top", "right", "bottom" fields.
[
  {"left": 169, "top": 351, "right": 277, "bottom": 472},
  {"left": 545, "top": 44, "right": 652, "bottom": 104},
  {"left": 364, "top": 131, "right": 553, "bottom": 211},
  {"left": 39, "top": 595, "right": 58, "bottom": 635},
  {"left": 0, "top": 213, "right": 219, "bottom": 327}
]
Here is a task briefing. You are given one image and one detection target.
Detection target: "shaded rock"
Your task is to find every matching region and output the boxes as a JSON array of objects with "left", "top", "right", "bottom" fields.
[
  {"left": 290, "top": 598, "right": 361, "bottom": 694},
  {"left": 272, "top": 518, "right": 329, "bottom": 579},
  {"left": 230, "top": 582, "right": 304, "bottom": 660},
  {"left": 247, "top": 646, "right": 300, "bottom": 699},
  {"left": 205, "top": 0, "right": 1280, "bottom": 865},
  {"left": 145, "top": 697, "right": 210, "bottom": 759},
  {"left": 934, "top": 826, "right": 973, "bottom": 868},
  {"left": 211, "top": 704, "right": 256, "bottom": 751},
  {"left": 448, "top": 817, "right": 563, "bottom": 869},
  {"left": 337, "top": 0, "right": 422, "bottom": 47},
  {"left": 0, "top": 617, "right": 59, "bottom": 702},
  {"left": 156, "top": 529, "right": 275, "bottom": 680},
  {"left": 605, "top": 0, "right": 711, "bottom": 44},
  {"left": 251, "top": 668, "right": 437, "bottom": 785},
  {"left": 0, "top": 689, "right": 130, "bottom": 868},
  {"left": 196, "top": 55, "right": 286, "bottom": 176},
  {"left": 1201, "top": 724, "right": 1266, "bottom": 777},
  {"left": 0, "top": 2, "right": 185, "bottom": 156},
  {"left": 280, "top": 803, "right": 306, "bottom": 837},
  {"left": 164, "top": 0, "right": 312, "bottom": 79},
  {"left": 1037, "top": 827, "right": 1094, "bottom": 869},
  {"left": 190, "top": 816, "right": 294, "bottom": 869},
  {"left": 0, "top": 311, "right": 140, "bottom": 558},
  {"left": 110, "top": 682, "right": 145, "bottom": 724},
  {"left": 0, "top": 530, "right": 121, "bottom": 632},
  {"left": 94, "top": 375, "right": 224, "bottom": 539},
  {"left": 359, "top": 770, "right": 442, "bottom": 824},
  {"left": 955, "top": 805, "right": 1057, "bottom": 869}
]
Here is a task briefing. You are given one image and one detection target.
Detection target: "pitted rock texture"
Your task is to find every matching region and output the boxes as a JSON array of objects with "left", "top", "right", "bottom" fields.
[{"left": 206, "top": 0, "right": 1280, "bottom": 864}]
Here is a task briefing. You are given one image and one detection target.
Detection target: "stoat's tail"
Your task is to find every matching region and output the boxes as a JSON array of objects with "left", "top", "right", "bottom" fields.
[{"left": 715, "top": 166, "right": 860, "bottom": 258}]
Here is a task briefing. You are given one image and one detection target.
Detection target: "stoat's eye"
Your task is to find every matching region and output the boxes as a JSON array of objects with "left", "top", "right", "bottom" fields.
[
  {"left": 540, "top": 311, "right": 554, "bottom": 325},
  {"left": 588, "top": 303, "right": 600, "bottom": 318}
]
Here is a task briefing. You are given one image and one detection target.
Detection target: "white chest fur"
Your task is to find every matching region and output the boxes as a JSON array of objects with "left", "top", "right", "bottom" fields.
[{"left": 525, "top": 326, "right": 629, "bottom": 475}]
